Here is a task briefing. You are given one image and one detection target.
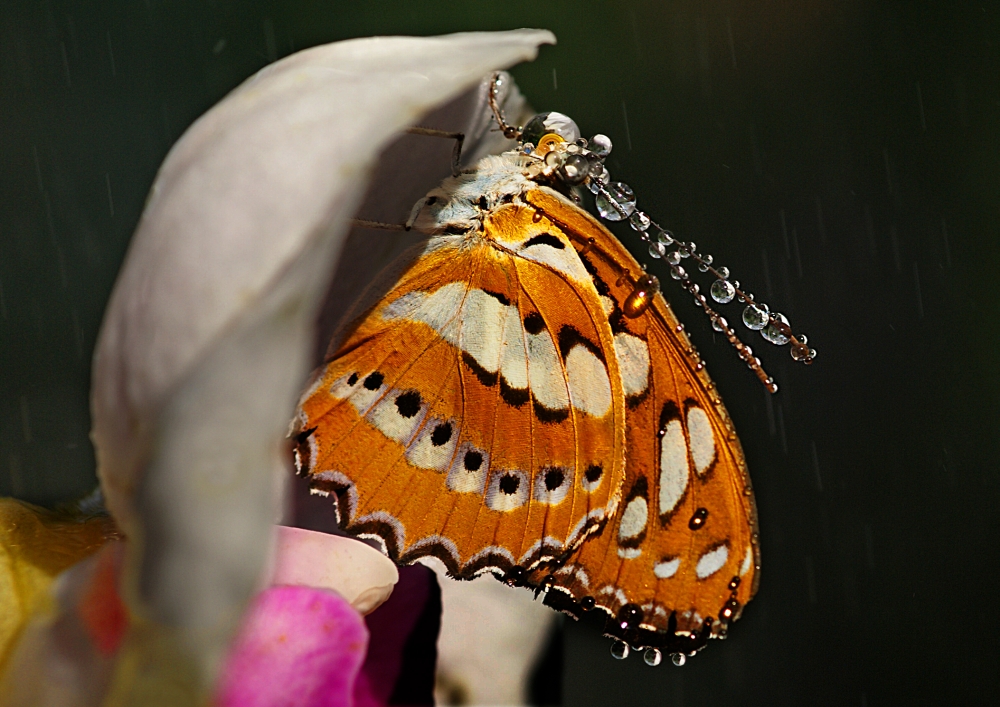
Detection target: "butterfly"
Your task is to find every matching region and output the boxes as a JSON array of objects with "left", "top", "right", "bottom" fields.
[{"left": 293, "top": 92, "right": 763, "bottom": 661}]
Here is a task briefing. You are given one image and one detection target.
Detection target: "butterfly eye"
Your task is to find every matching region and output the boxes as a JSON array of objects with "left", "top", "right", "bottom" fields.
[
  {"left": 535, "top": 133, "right": 565, "bottom": 154},
  {"left": 622, "top": 273, "right": 660, "bottom": 318}
]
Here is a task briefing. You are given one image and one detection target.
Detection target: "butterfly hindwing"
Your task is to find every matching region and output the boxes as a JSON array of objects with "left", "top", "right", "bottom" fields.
[
  {"left": 294, "top": 201, "right": 626, "bottom": 579},
  {"left": 522, "top": 188, "right": 759, "bottom": 651}
]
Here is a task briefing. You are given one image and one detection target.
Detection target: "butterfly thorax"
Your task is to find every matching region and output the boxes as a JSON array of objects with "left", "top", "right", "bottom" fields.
[{"left": 409, "top": 152, "right": 544, "bottom": 235}]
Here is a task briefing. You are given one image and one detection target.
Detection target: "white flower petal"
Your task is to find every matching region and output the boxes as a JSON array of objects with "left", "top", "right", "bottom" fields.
[{"left": 89, "top": 29, "right": 554, "bottom": 696}]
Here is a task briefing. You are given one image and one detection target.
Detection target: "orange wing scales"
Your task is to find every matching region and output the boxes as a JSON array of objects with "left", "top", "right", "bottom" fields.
[
  {"left": 294, "top": 160, "right": 759, "bottom": 656},
  {"left": 521, "top": 189, "right": 759, "bottom": 654},
  {"left": 295, "top": 202, "right": 626, "bottom": 580}
]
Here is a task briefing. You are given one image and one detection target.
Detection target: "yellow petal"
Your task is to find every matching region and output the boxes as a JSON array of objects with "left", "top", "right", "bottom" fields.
[{"left": 0, "top": 498, "right": 118, "bottom": 669}]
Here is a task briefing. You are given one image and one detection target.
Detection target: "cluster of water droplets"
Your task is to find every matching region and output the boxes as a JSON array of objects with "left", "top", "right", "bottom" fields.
[
  {"left": 581, "top": 155, "right": 817, "bottom": 370},
  {"left": 609, "top": 641, "right": 690, "bottom": 668},
  {"left": 497, "top": 72, "right": 818, "bottom": 381}
]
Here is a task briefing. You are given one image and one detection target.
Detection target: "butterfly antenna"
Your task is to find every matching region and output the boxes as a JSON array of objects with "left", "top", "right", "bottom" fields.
[{"left": 489, "top": 72, "right": 522, "bottom": 141}]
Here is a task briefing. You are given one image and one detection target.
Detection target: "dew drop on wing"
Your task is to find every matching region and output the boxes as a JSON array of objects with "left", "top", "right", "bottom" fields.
[
  {"left": 610, "top": 641, "right": 630, "bottom": 660},
  {"left": 671, "top": 653, "right": 686, "bottom": 667},
  {"left": 617, "top": 603, "right": 644, "bottom": 630},
  {"left": 643, "top": 648, "right": 662, "bottom": 666}
]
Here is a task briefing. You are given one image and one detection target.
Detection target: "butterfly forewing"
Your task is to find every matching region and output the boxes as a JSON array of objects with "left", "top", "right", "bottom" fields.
[
  {"left": 522, "top": 188, "right": 759, "bottom": 651},
  {"left": 295, "top": 201, "right": 626, "bottom": 579}
]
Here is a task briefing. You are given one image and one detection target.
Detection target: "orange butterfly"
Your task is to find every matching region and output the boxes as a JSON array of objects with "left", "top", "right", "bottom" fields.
[{"left": 294, "top": 76, "right": 812, "bottom": 663}]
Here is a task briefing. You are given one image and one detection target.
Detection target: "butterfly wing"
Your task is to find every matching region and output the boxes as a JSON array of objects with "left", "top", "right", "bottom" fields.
[
  {"left": 294, "top": 201, "right": 626, "bottom": 579},
  {"left": 522, "top": 188, "right": 760, "bottom": 652}
]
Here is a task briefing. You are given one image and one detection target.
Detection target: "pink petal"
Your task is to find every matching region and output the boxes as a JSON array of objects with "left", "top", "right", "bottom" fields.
[
  {"left": 271, "top": 526, "right": 397, "bottom": 614},
  {"left": 216, "top": 585, "right": 368, "bottom": 707}
]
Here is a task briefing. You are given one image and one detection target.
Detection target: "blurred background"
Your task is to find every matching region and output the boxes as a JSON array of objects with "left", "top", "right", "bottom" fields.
[{"left": 2, "top": 1, "right": 997, "bottom": 704}]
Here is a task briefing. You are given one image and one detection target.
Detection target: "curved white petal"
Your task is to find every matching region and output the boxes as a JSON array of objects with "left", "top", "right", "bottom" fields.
[{"left": 89, "top": 30, "right": 555, "bottom": 698}]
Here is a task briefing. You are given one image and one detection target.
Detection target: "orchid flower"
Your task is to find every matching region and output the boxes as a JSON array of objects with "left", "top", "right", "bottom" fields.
[{"left": 0, "top": 29, "right": 555, "bottom": 706}]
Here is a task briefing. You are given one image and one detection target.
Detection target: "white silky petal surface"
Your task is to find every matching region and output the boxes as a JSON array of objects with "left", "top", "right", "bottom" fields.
[{"left": 88, "top": 29, "right": 554, "bottom": 699}]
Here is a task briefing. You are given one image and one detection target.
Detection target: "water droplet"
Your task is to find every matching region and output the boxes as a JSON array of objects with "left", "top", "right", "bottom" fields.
[
  {"left": 504, "top": 566, "right": 526, "bottom": 586},
  {"left": 710, "top": 279, "right": 735, "bottom": 304},
  {"left": 728, "top": 576, "right": 741, "bottom": 590},
  {"left": 716, "top": 266, "right": 730, "bottom": 279},
  {"left": 791, "top": 344, "right": 811, "bottom": 362},
  {"left": 648, "top": 241, "right": 666, "bottom": 259},
  {"left": 588, "top": 165, "right": 610, "bottom": 193},
  {"left": 657, "top": 230, "right": 675, "bottom": 245},
  {"left": 580, "top": 596, "right": 596, "bottom": 611},
  {"left": 522, "top": 112, "right": 581, "bottom": 146},
  {"left": 630, "top": 211, "right": 651, "bottom": 231},
  {"left": 742, "top": 303, "right": 770, "bottom": 330},
  {"left": 623, "top": 274, "right": 660, "bottom": 318},
  {"left": 712, "top": 316, "right": 728, "bottom": 333},
  {"left": 595, "top": 182, "right": 636, "bottom": 221},
  {"left": 761, "top": 312, "right": 790, "bottom": 345},
  {"left": 698, "top": 254, "right": 713, "bottom": 272},
  {"left": 719, "top": 598, "right": 740, "bottom": 621},
  {"left": 611, "top": 640, "right": 630, "bottom": 660},
  {"left": 688, "top": 507, "right": 709, "bottom": 530},
  {"left": 643, "top": 648, "right": 662, "bottom": 666},
  {"left": 617, "top": 603, "right": 644, "bottom": 629},
  {"left": 666, "top": 250, "right": 681, "bottom": 265},
  {"left": 669, "top": 265, "right": 685, "bottom": 280},
  {"left": 590, "top": 133, "right": 613, "bottom": 158},
  {"left": 561, "top": 154, "right": 590, "bottom": 185},
  {"left": 671, "top": 653, "right": 686, "bottom": 667}
]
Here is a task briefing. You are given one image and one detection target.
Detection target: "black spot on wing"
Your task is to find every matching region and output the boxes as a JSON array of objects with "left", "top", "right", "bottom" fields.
[
  {"left": 557, "top": 325, "right": 604, "bottom": 362},
  {"left": 431, "top": 422, "right": 452, "bottom": 446},
  {"left": 524, "top": 311, "right": 545, "bottom": 335},
  {"left": 578, "top": 253, "right": 632, "bottom": 334},
  {"left": 578, "top": 253, "right": 609, "bottom": 296},
  {"left": 626, "top": 387, "right": 650, "bottom": 409},
  {"left": 500, "top": 378, "right": 530, "bottom": 407},
  {"left": 523, "top": 233, "right": 566, "bottom": 250},
  {"left": 499, "top": 474, "right": 521, "bottom": 495},
  {"left": 464, "top": 450, "right": 483, "bottom": 471},
  {"left": 628, "top": 475, "right": 649, "bottom": 500},
  {"left": 585, "top": 464, "right": 603, "bottom": 484},
  {"left": 658, "top": 400, "right": 681, "bottom": 436},
  {"left": 364, "top": 372, "right": 384, "bottom": 390},
  {"left": 544, "top": 467, "right": 566, "bottom": 491},
  {"left": 394, "top": 391, "right": 422, "bottom": 418},
  {"left": 533, "top": 397, "right": 569, "bottom": 424},
  {"left": 293, "top": 426, "right": 317, "bottom": 446},
  {"left": 608, "top": 307, "right": 630, "bottom": 335},
  {"left": 483, "top": 289, "right": 511, "bottom": 306},
  {"left": 462, "top": 352, "right": 498, "bottom": 388},
  {"left": 347, "top": 372, "right": 359, "bottom": 386}
]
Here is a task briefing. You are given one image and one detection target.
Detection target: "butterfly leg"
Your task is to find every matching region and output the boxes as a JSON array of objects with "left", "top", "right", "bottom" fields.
[{"left": 405, "top": 126, "right": 465, "bottom": 177}]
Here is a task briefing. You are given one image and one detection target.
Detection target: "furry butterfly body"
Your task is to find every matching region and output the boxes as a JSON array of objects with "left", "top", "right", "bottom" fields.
[{"left": 295, "top": 147, "right": 758, "bottom": 654}]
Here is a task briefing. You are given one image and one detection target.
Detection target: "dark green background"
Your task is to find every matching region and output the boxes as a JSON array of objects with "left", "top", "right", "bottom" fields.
[{"left": 2, "top": 1, "right": 997, "bottom": 704}]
